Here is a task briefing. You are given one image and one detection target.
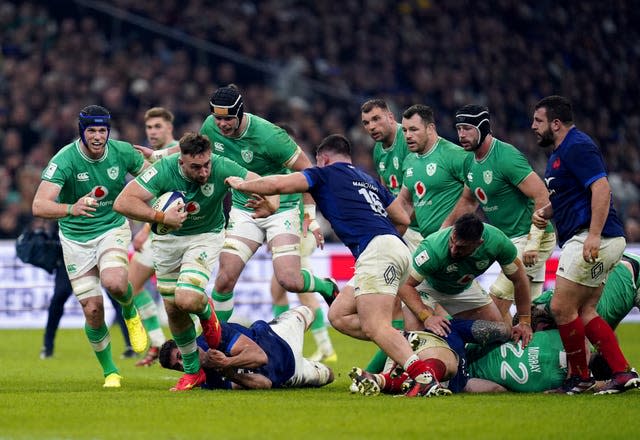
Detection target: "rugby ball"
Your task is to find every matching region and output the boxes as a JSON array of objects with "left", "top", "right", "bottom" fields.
[{"left": 151, "top": 191, "right": 185, "bottom": 235}]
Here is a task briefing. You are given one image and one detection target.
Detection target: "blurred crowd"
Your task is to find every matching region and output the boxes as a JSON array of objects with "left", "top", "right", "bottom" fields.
[{"left": 1, "top": 0, "right": 639, "bottom": 240}]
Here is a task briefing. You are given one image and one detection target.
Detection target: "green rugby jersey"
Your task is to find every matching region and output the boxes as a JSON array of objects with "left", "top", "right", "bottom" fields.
[
  {"left": 401, "top": 137, "right": 472, "bottom": 237},
  {"left": 411, "top": 223, "right": 517, "bottom": 294},
  {"left": 200, "top": 113, "right": 302, "bottom": 212},
  {"left": 136, "top": 153, "right": 248, "bottom": 235},
  {"left": 42, "top": 139, "right": 144, "bottom": 242},
  {"left": 465, "top": 138, "right": 553, "bottom": 238},
  {"left": 467, "top": 330, "right": 567, "bottom": 392}
]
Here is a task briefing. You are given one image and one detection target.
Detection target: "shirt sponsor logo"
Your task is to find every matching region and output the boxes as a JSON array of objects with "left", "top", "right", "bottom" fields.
[
  {"left": 474, "top": 187, "right": 488, "bottom": 204},
  {"left": 414, "top": 181, "right": 426, "bottom": 198},
  {"left": 426, "top": 163, "right": 437, "bottom": 176},
  {"left": 107, "top": 166, "right": 119, "bottom": 180},
  {"left": 406, "top": 167, "right": 414, "bottom": 177},
  {"left": 76, "top": 172, "right": 89, "bottom": 181},
  {"left": 185, "top": 201, "right": 200, "bottom": 215},
  {"left": 467, "top": 171, "right": 474, "bottom": 183},
  {"left": 483, "top": 170, "right": 493, "bottom": 185},
  {"left": 389, "top": 174, "right": 399, "bottom": 189},
  {"left": 379, "top": 162, "right": 386, "bottom": 171},
  {"left": 91, "top": 186, "right": 109, "bottom": 201},
  {"left": 44, "top": 163, "right": 58, "bottom": 179},
  {"left": 140, "top": 167, "right": 158, "bottom": 183}
]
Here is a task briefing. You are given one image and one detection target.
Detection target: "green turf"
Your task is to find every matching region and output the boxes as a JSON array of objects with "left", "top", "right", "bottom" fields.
[{"left": 1, "top": 324, "right": 640, "bottom": 440}]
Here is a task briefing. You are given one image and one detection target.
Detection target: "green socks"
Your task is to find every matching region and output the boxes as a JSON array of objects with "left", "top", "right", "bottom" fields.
[{"left": 84, "top": 323, "right": 117, "bottom": 376}]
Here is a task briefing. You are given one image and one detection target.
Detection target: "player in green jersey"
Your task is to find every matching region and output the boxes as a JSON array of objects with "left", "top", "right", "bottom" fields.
[
  {"left": 114, "top": 132, "right": 272, "bottom": 391},
  {"left": 466, "top": 253, "right": 640, "bottom": 393},
  {"left": 399, "top": 213, "right": 533, "bottom": 347},
  {"left": 395, "top": 104, "right": 472, "bottom": 239},
  {"left": 200, "top": 85, "right": 338, "bottom": 321},
  {"left": 32, "top": 105, "right": 149, "bottom": 388},
  {"left": 128, "top": 107, "right": 176, "bottom": 367},
  {"left": 443, "top": 104, "right": 556, "bottom": 327},
  {"left": 465, "top": 329, "right": 568, "bottom": 393}
]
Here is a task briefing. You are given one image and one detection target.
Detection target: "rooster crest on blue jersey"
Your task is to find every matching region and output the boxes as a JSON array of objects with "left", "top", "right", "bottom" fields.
[{"left": 151, "top": 191, "right": 185, "bottom": 235}]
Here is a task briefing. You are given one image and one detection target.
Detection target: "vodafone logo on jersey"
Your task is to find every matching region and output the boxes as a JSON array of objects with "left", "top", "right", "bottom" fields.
[
  {"left": 91, "top": 186, "right": 109, "bottom": 201},
  {"left": 474, "top": 187, "right": 488, "bottom": 204},
  {"left": 389, "top": 175, "right": 399, "bottom": 189},
  {"left": 414, "top": 181, "right": 426, "bottom": 198},
  {"left": 185, "top": 201, "right": 200, "bottom": 215}
]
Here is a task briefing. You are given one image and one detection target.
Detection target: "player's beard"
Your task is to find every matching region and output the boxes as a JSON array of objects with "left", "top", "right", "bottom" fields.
[
  {"left": 461, "top": 139, "right": 480, "bottom": 152},
  {"left": 536, "top": 128, "right": 554, "bottom": 148}
]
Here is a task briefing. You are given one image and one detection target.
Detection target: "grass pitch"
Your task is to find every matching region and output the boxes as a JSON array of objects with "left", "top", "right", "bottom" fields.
[{"left": 1, "top": 324, "right": 640, "bottom": 440}]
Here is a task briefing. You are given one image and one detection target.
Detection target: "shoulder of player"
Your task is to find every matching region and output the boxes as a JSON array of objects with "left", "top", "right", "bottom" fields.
[
  {"left": 481, "top": 222, "right": 509, "bottom": 240},
  {"left": 491, "top": 138, "right": 524, "bottom": 157},
  {"left": 51, "top": 141, "right": 77, "bottom": 161},
  {"left": 439, "top": 138, "right": 473, "bottom": 160}
]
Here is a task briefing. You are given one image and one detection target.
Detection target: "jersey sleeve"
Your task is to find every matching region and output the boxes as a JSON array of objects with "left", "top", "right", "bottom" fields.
[
  {"left": 265, "top": 128, "right": 301, "bottom": 167},
  {"left": 302, "top": 166, "right": 326, "bottom": 190},
  {"left": 411, "top": 242, "right": 437, "bottom": 279},
  {"left": 135, "top": 159, "right": 168, "bottom": 196},
  {"left": 501, "top": 146, "right": 534, "bottom": 187},
  {"left": 563, "top": 141, "right": 608, "bottom": 188},
  {"left": 450, "top": 147, "right": 472, "bottom": 182},
  {"left": 41, "top": 154, "right": 70, "bottom": 188},
  {"left": 126, "top": 143, "right": 146, "bottom": 176},
  {"left": 495, "top": 230, "right": 519, "bottom": 266}
]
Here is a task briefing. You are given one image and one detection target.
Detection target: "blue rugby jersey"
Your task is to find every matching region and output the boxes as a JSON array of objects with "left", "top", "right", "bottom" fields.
[
  {"left": 302, "top": 162, "right": 401, "bottom": 258},
  {"left": 544, "top": 127, "right": 624, "bottom": 246}
]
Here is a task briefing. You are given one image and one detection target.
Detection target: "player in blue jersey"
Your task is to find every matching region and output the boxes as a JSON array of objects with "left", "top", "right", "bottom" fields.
[
  {"left": 531, "top": 95, "right": 637, "bottom": 394},
  {"left": 227, "top": 134, "right": 451, "bottom": 397},
  {"left": 159, "top": 306, "right": 334, "bottom": 389}
]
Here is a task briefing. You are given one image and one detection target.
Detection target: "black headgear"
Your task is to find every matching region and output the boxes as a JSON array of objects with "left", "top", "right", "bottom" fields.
[
  {"left": 209, "top": 86, "right": 244, "bottom": 129},
  {"left": 455, "top": 105, "right": 491, "bottom": 147},
  {"left": 78, "top": 105, "right": 111, "bottom": 147}
]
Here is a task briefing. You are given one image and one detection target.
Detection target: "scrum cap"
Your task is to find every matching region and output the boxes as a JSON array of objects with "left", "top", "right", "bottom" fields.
[
  {"left": 209, "top": 86, "right": 244, "bottom": 128},
  {"left": 455, "top": 104, "right": 491, "bottom": 147},
  {"left": 78, "top": 105, "right": 111, "bottom": 146}
]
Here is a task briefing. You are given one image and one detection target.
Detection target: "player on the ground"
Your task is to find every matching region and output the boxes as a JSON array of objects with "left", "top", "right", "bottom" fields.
[{"left": 159, "top": 306, "right": 334, "bottom": 390}]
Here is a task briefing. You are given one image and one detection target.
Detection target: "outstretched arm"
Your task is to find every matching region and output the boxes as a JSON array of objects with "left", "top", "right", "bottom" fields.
[{"left": 226, "top": 172, "right": 310, "bottom": 196}]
